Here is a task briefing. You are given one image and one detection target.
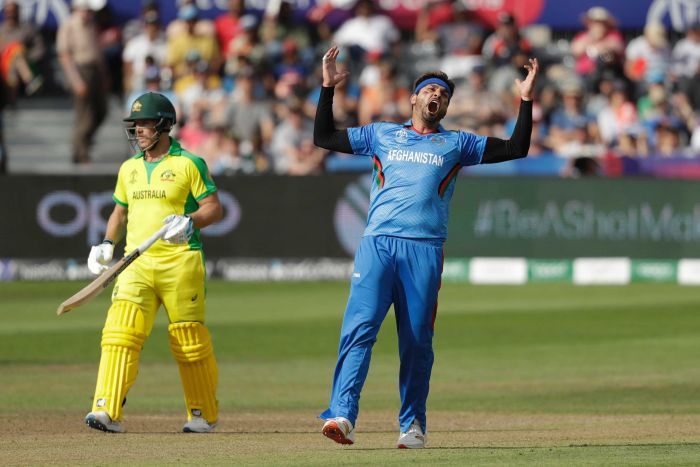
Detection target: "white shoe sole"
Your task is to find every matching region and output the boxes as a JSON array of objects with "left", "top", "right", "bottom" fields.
[{"left": 85, "top": 413, "right": 121, "bottom": 433}]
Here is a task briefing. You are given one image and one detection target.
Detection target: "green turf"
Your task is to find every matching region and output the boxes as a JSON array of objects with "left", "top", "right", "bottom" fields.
[{"left": 2, "top": 281, "right": 700, "bottom": 464}]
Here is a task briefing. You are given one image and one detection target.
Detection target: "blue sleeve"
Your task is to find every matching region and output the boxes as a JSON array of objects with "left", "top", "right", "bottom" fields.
[
  {"left": 347, "top": 123, "right": 379, "bottom": 157},
  {"left": 458, "top": 131, "right": 487, "bottom": 166}
]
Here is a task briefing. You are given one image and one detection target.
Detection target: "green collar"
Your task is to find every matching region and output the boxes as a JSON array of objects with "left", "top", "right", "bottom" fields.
[{"left": 134, "top": 138, "right": 183, "bottom": 159}]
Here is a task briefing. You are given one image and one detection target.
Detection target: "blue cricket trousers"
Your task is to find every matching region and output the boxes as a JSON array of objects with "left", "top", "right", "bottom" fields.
[{"left": 320, "top": 235, "right": 444, "bottom": 433}]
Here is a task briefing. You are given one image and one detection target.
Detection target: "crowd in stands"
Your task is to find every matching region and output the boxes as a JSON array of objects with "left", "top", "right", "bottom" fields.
[{"left": 1, "top": 0, "right": 699, "bottom": 176}]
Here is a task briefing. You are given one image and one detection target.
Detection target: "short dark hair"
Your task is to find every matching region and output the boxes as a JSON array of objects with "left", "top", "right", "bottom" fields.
[{"left": 412, "top": 71, "right": 455, "bottom": 97}]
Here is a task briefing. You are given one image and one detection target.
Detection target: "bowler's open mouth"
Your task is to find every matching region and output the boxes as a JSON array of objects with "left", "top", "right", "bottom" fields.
[{"left": 428, "top": 99, "right": 439, "bottom": 114}]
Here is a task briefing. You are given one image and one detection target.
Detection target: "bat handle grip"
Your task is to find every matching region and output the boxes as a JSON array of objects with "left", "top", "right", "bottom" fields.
[{"left": 137, "top": 224, "right": 170, "bottom": 254}]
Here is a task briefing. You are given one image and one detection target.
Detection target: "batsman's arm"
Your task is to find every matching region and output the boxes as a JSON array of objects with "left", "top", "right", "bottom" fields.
[
  {"left": 189, "top": 193, "right": 223, "bottom": 229},
  {"left": 104, "top": 203, "right": 128, "bottom": 245}
]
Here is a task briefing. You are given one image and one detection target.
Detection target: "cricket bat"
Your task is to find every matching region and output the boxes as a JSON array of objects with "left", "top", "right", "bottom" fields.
[{"left": 56, "top": 224, "right": 170, "bottom": 316}]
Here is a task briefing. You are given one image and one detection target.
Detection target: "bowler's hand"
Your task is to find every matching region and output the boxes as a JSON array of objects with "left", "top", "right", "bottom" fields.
[
  {"left": 87, "top": 241, "right": 114, "bottom": 275},
  {"left": 162, "top": 214, "right": 194, "bottom": 244},
  {"left": 515, "top": 58, "right": 539, "bottom": 101},
  {"left": 322, "top": 45, "right": 350, "bottom": 88}
]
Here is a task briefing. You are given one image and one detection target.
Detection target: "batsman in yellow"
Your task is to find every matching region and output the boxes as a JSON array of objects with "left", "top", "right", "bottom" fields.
[{"left": 84, "top": 92, "right": 223, "bottom": 433}]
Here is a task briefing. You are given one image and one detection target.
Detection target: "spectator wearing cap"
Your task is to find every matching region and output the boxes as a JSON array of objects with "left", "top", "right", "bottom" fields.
[
  {"left": 571, "top": 7, "right": 625, "bottom": 78},
  {"left": 56, "top": 0, "right": 109, "bottom": 164},
  {"left": 482, "top": 12, "right": 532, "bottom": 68},
  {"left": 624, "top": 22, "right": 671, "bottom": 92},
  {"left": 214, "top": 0, "right": 246, "bottom": 57},
  {"left": 122, "top": 10, "right": 166, "bottom": 93},
  {"left": 166, "top": 3, "right": 220, "bottom": 78}
]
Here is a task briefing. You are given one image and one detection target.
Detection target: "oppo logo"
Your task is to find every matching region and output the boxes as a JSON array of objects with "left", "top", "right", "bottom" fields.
[{"left": 36, "top": 190, "right": 241, "bottom": 246}]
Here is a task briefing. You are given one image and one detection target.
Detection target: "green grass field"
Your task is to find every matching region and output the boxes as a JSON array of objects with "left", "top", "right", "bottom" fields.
[{"left": 3, "top": 281, "right": 700, "bottom": 465}]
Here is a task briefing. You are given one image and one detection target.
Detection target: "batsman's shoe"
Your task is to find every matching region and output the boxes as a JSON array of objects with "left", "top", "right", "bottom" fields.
[
  {"left": 322, "top": 417, "right": 355, "bottom": 445},
  {"left": 85, "top": 411, "right": 122, "bottom": 433},
  {"left": 397, "top": 420, "right": 426, "bottom": 449},
  {"left": 183, "top": 417, "right": 217, "bottom": 433}
]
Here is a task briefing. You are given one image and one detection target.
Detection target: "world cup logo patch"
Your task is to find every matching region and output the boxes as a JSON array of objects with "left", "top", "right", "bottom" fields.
[{"left": 395, "top": 128, "right": 408, "bottom": 143}]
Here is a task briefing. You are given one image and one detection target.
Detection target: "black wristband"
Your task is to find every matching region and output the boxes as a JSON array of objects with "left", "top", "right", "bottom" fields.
[{"left": 102, "top": 239, "right": 113, "bottom": 245}]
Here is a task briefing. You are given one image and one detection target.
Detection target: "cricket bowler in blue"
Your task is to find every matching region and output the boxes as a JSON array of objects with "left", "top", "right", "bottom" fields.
[{"left": 314, "top": 45, "right": 539, "bottom": 449}]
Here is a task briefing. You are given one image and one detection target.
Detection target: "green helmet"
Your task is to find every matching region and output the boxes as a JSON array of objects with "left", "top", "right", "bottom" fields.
[{"left": 124, "top": 92, "right": 177, "bottom": 129}]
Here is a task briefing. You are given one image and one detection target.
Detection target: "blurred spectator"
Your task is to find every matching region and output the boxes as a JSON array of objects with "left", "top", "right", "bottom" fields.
[
  {"left": 597, "top": 81, "right": 638, "bottom": 145},
  {"left": 288, "top": 137, "right": 326, "bottom": 175},
  {"left": 435, "top": 3, "right": 484, "bottom": 80},
  {"left": 215, "top": 0, "right": 246, "bottom": 58},
  {"left": 176, "top": 60, "right": 226, "bottom": 123},
  {"left": 199, "top": 124, "right": 243, "bottom": 175},
  {"left": 122, "top": 0, "right": 159, "bottom": 42},
  {"left": 95, "top": 4, "right": 123, "bottom": 96},
  {"left": 358, "top": 60, "right": 410, "bottom": 125},
  {"left": 624, "top": 22, "right": 671, "bottom": 92},
  {"left": 672, "top": 21, "right": 700, "bottom": 82},
  {"left": 445, "top": 64, "right": 505, "bottom": 130},
  {"left": 613, "top": 125, "right": 649, "bottom": 157},
  {"left": 270, "top": 103, "right": 313, "bottom": 174},
  {"left": 571, "top": 7, "right": 625, "bottom": 86},
  {"left": 262, "top": 0, "right": 313, "bottom": 62},
  {"left": 333, "top": 0, "right": 399, "bottom": 56},
  {"left": 272, "top": 38, "right": 310, "bottom": 100},
  {"left": 651, "top": 119, "right": 689, "bottom": 157},
  {"left": 414, "top": 0, "right": 459, "bottom": 44},
  {"left": 548, "top": 81, "right": 599, "bottom": 152},
  {"left": 482, "top": 12, "right": 532, "bottom": 68},
  {"left": 57, "top": 0, "right": 109, "bottom": 164},
  {"left": 122, "top": 11, "right": 166, "bottom": 94},
  {"left": 224, "top": 14, "right": 266, "bottom": 78},
  {"left": 166, "top": 4, "right": 220, "bottom": 79},
  {"left": 225, "top": 67, "right": 274, "bottom": 172},
  {"left": 178, "top": 103, "right": 210, "bottom": 154},
  {"left": 166, "top": 0, "right": 215, "bottom": 39},
  {"left": 637, "top": 72, "right": 674, "bottom": 123},
  {"left": 0, "top": 0, "right": 45, "bottom": 99}
]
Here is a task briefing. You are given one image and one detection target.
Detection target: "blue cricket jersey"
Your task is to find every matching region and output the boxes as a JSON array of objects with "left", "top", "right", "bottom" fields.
[{"left": 347, "top": 120, "right": 486, "bottom": 241}]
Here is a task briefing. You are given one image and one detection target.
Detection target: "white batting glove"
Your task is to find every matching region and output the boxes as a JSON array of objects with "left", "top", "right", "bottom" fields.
[
  {"left": 87, "top": 241, "right": 114, "bottom": 275},
  {"left": 162, "top": 214, "right": 194, "bottom": 244}
]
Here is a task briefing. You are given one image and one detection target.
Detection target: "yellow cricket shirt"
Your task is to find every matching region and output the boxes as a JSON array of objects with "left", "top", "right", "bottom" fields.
[{"left": 113, "top": 139, "right": 217, "bottom": 257}]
